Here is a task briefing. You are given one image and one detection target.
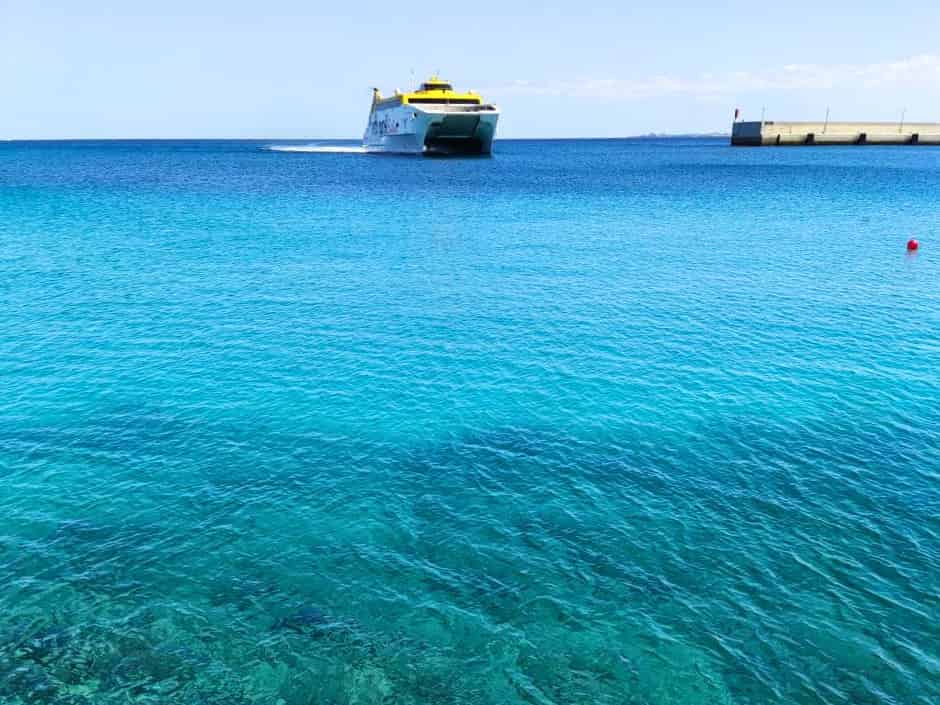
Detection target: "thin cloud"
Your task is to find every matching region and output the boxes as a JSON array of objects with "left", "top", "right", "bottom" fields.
[{"left": 496, "top": 54, "right": 940, "bottom": 100}]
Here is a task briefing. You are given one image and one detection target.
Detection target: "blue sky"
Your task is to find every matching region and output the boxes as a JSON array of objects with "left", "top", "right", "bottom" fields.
[{"left": 3, "top": 1, "right": 939, "bottom": 138}]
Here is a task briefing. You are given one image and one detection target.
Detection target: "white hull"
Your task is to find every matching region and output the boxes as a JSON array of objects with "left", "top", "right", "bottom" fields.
[{"left": 364, "top": 105, "right": 499, "bottom": 155}]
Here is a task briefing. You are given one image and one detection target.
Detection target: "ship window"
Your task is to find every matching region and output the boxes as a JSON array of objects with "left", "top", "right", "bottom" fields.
[
  {"left": 408, "top": 98, "right": 481, "bottom": 105},
  {"left": 421, "top": 83, "right": 453, "bottom": 91}
]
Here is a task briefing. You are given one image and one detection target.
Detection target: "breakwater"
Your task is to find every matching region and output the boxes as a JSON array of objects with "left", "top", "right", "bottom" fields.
[{"left": 732, "top": 120, "right": 940, "bottom": 146}]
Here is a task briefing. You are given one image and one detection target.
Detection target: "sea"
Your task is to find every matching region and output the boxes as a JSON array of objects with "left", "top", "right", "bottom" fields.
[{"left": 0, "top": 138, "right": 938, "bottom": 705}]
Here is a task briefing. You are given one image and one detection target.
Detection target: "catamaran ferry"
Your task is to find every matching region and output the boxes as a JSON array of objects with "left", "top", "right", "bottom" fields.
[{"left": 363, "top": 77, "right": 499, "bottom": 155}]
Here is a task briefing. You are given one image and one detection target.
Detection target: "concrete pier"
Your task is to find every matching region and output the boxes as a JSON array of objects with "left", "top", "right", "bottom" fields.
[{"left": 732, "top": 121, "right": 940, "bottom": 146}]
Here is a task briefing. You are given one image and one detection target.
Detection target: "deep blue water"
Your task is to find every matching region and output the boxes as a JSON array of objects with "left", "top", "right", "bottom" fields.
[{"left": 1, "top": 138, "right": 938, "bottom": 705}]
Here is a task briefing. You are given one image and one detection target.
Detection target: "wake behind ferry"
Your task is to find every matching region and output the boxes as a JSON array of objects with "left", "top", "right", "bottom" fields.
[{"left": 363, "top": 77, "right": 499, "bottom": 155}]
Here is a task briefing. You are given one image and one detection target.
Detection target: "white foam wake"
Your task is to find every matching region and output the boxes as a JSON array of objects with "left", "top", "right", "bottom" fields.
[{"left": 266, "top": 144, "right": 367, "bottom": 154}]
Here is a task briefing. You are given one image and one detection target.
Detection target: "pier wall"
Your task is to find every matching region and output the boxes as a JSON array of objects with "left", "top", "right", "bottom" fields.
[{"left": 731, "top": 121, "right": 940, "bottom": 146}]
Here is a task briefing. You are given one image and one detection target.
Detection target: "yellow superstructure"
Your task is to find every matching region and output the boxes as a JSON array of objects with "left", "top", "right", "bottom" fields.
[{"left": 372, "top": 76, "right": 483, "bottom": 110}]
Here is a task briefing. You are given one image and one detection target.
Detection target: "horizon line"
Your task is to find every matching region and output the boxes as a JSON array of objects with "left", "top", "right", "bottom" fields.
[{"left": 2, "top": 134, "right": 732, "bottom": 143}]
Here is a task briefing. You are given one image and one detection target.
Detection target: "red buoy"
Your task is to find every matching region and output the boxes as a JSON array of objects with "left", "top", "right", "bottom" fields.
[{"left": 907, "top": 239, "right": 920, "bottom": 252}]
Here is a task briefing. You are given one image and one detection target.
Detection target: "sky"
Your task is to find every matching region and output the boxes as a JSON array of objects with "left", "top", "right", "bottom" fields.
[{"left": 3, "top": 0, "right": 940, "bottom": 139}]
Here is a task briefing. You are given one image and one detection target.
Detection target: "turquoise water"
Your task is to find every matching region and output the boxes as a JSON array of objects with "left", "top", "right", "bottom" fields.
[{"left": 1, "top": 139, "right": 938, "bottom": 704}]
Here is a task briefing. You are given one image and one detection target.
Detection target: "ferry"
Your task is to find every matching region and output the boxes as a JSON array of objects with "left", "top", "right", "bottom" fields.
[{"left": 363, "top": 77, "right": 499, "bottom": 155}]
